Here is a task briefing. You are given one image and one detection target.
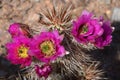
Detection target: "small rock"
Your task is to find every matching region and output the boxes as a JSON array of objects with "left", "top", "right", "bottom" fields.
[
  {"left": 32, "top": 2, "right": 41, "bottom": 13},
  {"left": 30, "top": 0, "right": 40, "bottom": 2},
  {"left": 2, "top": 4, "right": 13, "bottom": 16},
  {"left": 112, "top": 8, "right": 120, "bottom": 21},
  {"left": 105, "top": 10, "right": 112, "bottom": 19},
  {"left": 28, "top": 12, "right": 40, "bottom": 22},
  {"left": 11, "top": 16, "right": 23, "bottom": 23},
  {"left": 17, "top": 0, "right": 32, "bottom": 11},
  {"left": 105, "top": 0, "right": 111, "bottom": 4},
  {"left": 1, "top": 0, "right": 11, "bottom": 5},
  {"left": 10, "top": 0, "right": 20, "bottom": 8}
]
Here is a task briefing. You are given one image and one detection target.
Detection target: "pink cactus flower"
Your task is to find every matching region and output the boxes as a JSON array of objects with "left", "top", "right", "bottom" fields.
[
  {"left": 71, "top": 10, "right": 103, "bottom": 44},
  {"left": 8, "top": 23, "right": 31, "bottom": 38},
  {"left": 94, "top": 21, "right": 113, "bottom": 48},
  {"left": 29, "top": 30, "right": 65, "bottom": 63},
  {"left": 35, "top": 64, "right": 52, "bottom": 78},
  {"left": 6, "top": 36, "right": 32, "bottom": 67}
]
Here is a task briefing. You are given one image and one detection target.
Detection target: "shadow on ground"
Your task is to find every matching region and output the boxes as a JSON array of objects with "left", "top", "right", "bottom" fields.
[
  {"left": 89, "top": 21, "right": 120, "bottom": 80},
  {"left": 0, "top": 56, "right": 19, "bottom": 79}
]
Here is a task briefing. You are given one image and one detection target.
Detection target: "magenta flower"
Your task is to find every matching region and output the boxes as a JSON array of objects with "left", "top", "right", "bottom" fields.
[
  {"left": 29, "top": 30, "right": 65, "bottom": 63},
  {"left": 71, "top": 10, "right": 103, "bottom": 44},
  {"left": 8, "top": 23, "right": 30, "bottom": 38},
  {"left": 94, "top": 21, "right": 112, "bottom": 48},
  {"left": 35, "top": 64, "right": 52, "bottom": 78},
  {"left": 6, "top": 36, "right": 32, "bottom": 67}
]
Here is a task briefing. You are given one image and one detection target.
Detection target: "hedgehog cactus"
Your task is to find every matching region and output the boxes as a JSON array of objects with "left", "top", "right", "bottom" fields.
[
  {"left": 3, "top": 2, "right": 113, "bottom": 80},
  {"left": 39, "top": 4, "right": 73, "bottom": 32}
]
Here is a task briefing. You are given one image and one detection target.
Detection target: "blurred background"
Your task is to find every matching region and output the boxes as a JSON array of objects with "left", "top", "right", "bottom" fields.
[{"left": 0, "top": 0, "right": 120, "bottom": 80}]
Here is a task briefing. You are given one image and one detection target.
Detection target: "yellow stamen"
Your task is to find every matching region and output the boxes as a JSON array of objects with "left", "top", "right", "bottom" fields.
[
  {"left": 18, "top": 45, "right": 29, "bottom": 58},
  {"left": 40, "top": 40, "right": 55, "bottom": 56}
]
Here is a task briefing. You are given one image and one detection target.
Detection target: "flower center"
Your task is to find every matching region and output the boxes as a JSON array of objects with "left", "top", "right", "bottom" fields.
[
  {"left": 40, "top": 40, "right": 55, "bottom": 56},
  {"left": 18, "top": 45, "right": 29, "bottom": 58},
  {"left": 79, "top": 24, "right": 88, "bottom": 34}
]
